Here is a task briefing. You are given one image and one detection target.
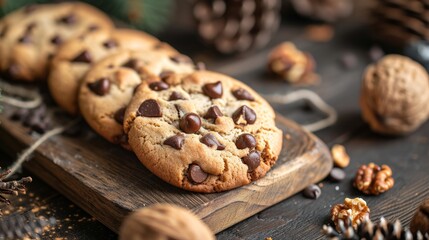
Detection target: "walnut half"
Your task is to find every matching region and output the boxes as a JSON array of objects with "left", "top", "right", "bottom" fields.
[
  {"left": 331, "top": 198, "right": 370, "bottom": 232},
  {"left": 354, "top": 162, "right": 394, "bottom": 195}
]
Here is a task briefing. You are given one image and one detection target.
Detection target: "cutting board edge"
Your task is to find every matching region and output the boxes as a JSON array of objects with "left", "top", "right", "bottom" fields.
[{"left": 195, "top": 131, "right": 332, "bottom": 233}]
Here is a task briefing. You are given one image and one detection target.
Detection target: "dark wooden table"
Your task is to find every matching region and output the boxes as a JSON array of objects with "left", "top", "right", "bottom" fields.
[{"left": 2, "top": 6, "right": 429, "bottom": 240}]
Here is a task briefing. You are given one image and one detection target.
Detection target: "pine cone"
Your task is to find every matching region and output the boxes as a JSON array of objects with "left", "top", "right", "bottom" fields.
[
  {"left": 291, "top": 0, "right": 353, "bottom": 23},
  {"left": 192, "top": 0, "right": 281, "bottom": 54},
  {"left": 371, "top": 0, "right": 429, "bottom": 47},
  {"left": 323, "top": 217, "right": 429, "bottom": 240}
]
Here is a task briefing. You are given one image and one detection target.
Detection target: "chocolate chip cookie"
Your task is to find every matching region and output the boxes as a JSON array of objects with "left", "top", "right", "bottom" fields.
[
  {"left": 49, "top": 28, "right": 176, "bottom": 114},
  {"left": 0, "top": 2, "right": 113, "bottom": 81},
  {"left": 123, "top": 71, "right": 283, "bottom": 192},
  {"left": 79, "top": 50, "right": 196, "bottom": 149}
]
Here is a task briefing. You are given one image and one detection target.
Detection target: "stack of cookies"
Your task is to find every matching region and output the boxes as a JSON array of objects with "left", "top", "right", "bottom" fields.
[{"left": 0, "top": 2, "right": 283, "bottom": 193}]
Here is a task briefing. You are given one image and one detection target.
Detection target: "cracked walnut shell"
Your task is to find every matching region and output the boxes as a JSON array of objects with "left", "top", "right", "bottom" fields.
[
  {"left": 119, "top": 204, "right": 215, "bottom": 240},
  {"left": 331, "top": 198, "right": 370, "bottom": 232},
  {"left": 360, "top": 54, "right": 429, "bottom": 135},
  {"left": 354, "top": 163, "right": 394, "bottom": 195},
  {"left": 268, "top": 42, "right": 318, "bottom": 84}
]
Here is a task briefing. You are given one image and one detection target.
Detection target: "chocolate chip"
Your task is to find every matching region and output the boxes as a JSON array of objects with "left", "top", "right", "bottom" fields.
[
  {"left": 114, "top": 107, "right": 126, "bottom": 124},
  {"left": 232, "top": 105, "right": 256, "bottom": 125},
  {"left": 137, "top": 99, "right": 162, "bottom": 117},
  {"left": 170, "top": 54, "right": 192, "bottom": 64},
  {"left": 58, "top": 14, "right": 77, "bottom": 25},
  {"left": 87, "top": 78, "right": 110, "bottom": 96},
  {"left": 18, "top": 34, "right": 31, "bottom": 44},
  {"left": 122, "top": 59, "right": 140, "bottom": 70},
  {"left": 242, "top": 150, "right": 260, "bottom": 172},
  {"left": 169, "top": 91, "right": 186, "bottom": 101},
  {"left": 149, "top": 81, "right": 169, "bottom": 91},
  {"left": 204, "top": 106, "right": 223, "bottom": 121},
  {"left": 113, "top": 133, "right": 128, "bottom": 145},
  {"left": 302, "top": 184, "right": 321, "bottom": 199},
  {"left": 164, "top": 134, "right": 185, "bottom": 150},
  {"left": 187, "top": 164, "right": 208, "bottom": 184},
  {"left": 200, "top": 133, "right": 225, "bottom": 150},
  {"left": 196, "top": 62, "right": 206, "bottom": 71},
  {"left": 103, "top": 39, "right": 117, "bottom": 49},
  {"left": 202, "top": 81, "right": 223, "bottom": 99},
  {"left": 329, "top": 168, "right": 346, "bottom": 182},
  {"left": 179, "top": 113, "right": 201, "bottom": 134},
  {"left": 72, "top": 50, "right": 92, "bottom": 63},
  {"left": 235, "top": 133, "right": 256, "bottom": 149},
  {"left": 88, "top": 24, "right": 100, "bottom": 32},
  {"left": 50, "top": 35, "right": 63, "bottom": 45},
  {"left": 232, "top": 88, "right": 255, "bottom": 101}
]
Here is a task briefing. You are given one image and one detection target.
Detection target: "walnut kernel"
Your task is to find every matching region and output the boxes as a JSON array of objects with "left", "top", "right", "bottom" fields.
[
  {"left": 119, "top": 204, "right": 215, "bottom": 240},
  {"left": 331, "top": 144, "right": 350, "bottom": 168},
  {"left": 360, "top": 54, "right": 429, "bottom": 135},
  {"left": 330, "top": 197, "right": 370, "bottom": 232},
  {"left": 354, "top": 163, "right": 394, "bottom": 195},
  {"left": 268, "top": 42, "right": 318, "bottom": 84}
]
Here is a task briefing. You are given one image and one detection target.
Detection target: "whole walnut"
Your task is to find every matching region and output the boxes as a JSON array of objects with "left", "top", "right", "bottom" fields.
[
  {"left": 410, "top": 198, "right": 429, "bottom": 235},
  {"left": 360, "top": 54, "right": 429, "bottom": 135},
  {"left": 119, "top": 204, "right": 215, "bottom": 240}
]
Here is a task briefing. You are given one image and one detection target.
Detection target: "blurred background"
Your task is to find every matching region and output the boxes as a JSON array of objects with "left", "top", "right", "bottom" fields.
[{"left": 1, "top": 0, "right": 424, "bottom": 67}]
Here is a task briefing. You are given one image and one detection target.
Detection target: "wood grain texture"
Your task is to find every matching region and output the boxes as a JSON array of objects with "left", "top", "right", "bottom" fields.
[{"left": 0, "top": 104, "right": 332, "bottom": 234}]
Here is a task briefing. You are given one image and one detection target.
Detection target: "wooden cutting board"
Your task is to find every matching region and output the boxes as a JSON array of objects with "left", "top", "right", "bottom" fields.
[{"left": 0, "top": 101, "right": 332, "bottom": 234}]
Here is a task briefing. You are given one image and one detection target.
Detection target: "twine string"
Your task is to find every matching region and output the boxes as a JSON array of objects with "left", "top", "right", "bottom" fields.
[
  {"left": 264, "top": 90, "right": 337, "bottom": 132},
  {"left": 6, "top": 118, "right": 81, "bottom": 179},
  {"left": 0, "top": 79, "right": 42, "bottom": 109}
]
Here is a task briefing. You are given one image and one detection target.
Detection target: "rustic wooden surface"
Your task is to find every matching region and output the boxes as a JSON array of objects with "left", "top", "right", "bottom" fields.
[
  {"left": 1, "top": 4, "right": 429, "bottom": 239},
  {"left": 0, "top": 103, "right": 332, "bottom": 234}
]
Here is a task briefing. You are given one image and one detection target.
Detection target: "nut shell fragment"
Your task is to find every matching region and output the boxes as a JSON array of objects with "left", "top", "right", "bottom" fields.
[{"left": 331, "top": 144, "right": 350, "bottom": 168}]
